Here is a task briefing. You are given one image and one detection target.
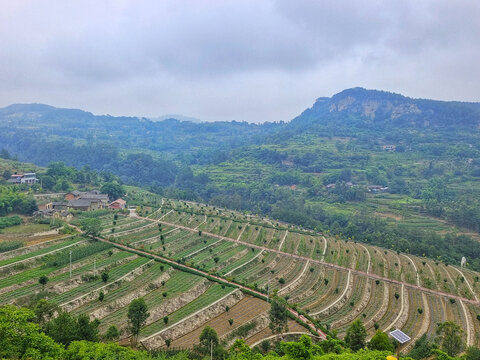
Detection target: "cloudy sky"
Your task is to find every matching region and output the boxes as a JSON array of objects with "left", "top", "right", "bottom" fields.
[{"left": 1, "top": 1, "right": 479, "bottom": 122}]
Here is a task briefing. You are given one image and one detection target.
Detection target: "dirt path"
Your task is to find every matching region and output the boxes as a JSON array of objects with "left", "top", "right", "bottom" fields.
[
  {"left": 404, "top": 293, "right": 430, "bottom": 352},
  {"left": 358, "top": 243, "right": 371, "bottom": 274},
  {"left": 278, "top": 231, "right": 289, "bottom": 250},
  {"left": 236, "top": 225, "right": 246, "bottom": 241},
  {"left": 459, "top": 299, "right": 474, "bottom": 347},
  {"left": 183, "top": 238, "right": 224, "bottom": 259},
  {"left": 278, "top": 260, "right": 310, "bottom": 295},
  {"left": 131, "top": 228, "right": 179, "bottom": 246},
  {"left": 451, "top": 267, "right": 479, "bottom": 302},
  {"left": 111, "top": 221, "right": 156, "bottom": 238},
  {"left": 384, "top": 284, "right": 406, "bottom": 331},
  {"left": 321, "top": 236, "right": 327, "bottom": 261},
  {"left": 224, "top": 249, "right": 264, "bottom": 276},
  {"left": 194, "top": 215, "right": 207, "bottom": 230},
  {"left": 402, "top": 254, "right": 420, "bottom": 286},
  {"left": 311, "top": 270, "right": 352, "bottom": 316}
]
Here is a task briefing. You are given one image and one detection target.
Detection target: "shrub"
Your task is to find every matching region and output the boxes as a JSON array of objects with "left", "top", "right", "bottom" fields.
[{"left": 0, "top": 240, "right": 23, "bottom": 253}]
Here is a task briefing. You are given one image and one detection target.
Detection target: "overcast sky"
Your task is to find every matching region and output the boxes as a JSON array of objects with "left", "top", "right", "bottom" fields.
[{"left": 1, "top": 1, "right": 479, "bottom": 123}]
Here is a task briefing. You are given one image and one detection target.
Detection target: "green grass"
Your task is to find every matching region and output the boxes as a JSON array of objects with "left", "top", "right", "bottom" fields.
[
  {"left": 0, "top": 237, "right": 81, "bottom": 268},
  {"left": 51, "top": 257, "right": 150, "bottom": 304},
  {"left": 0, "top": 251, "right": 133, "bottom": 304},
  {"left": 140, "top": 283, "right": 235, "bottom": 337}
]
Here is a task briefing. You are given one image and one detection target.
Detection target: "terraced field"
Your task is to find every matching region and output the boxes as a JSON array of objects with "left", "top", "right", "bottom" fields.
[
  {"left": 117, "top": 200, "right": 480, "bottom": 347},
  {"left": 3, "top": 198, "right": 480, "bottom": 350}
]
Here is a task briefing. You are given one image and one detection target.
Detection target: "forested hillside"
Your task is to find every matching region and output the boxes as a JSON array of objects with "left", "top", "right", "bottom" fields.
[{"left": 2, "top": 88, "right": 480, "bottom": 269}]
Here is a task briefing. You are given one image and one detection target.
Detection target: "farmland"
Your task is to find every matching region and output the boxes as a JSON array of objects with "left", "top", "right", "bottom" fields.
[{"left": 1, "top": 197, "right": 480, "bottom": 350}]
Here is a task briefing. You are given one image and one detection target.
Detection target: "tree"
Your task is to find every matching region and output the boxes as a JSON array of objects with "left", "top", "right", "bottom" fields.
[
  {"left": 40, "top": 175, "right": 56, "bottom": 190},
  {"left": 44, "top": 310, "right": 100, "bottom": 347},
  {"left": 32, "top": 299, "right": 57, "bottom": 326},
  {"left": 77, "top": 314, "right": 99, "bottom": 342},
  {"left": 0, "top": 305, "right": 63, "bottom": 360},
  {"left": 101, "top": 181, "right": 125, "bottom": 201},
  {"left": 127, "top": 298, "right": 150, "bottom": 346},
  {"left": 98, "top": 291, "right": 105, "bottom": 301},
  {"left": 0, "top": 149, "right": 11, "bottom": 159},
  {"left": 269, "top": 296, "right": 288, "bottom": 334},
  {"left": 2, "top": 170, "right": 11, "bottom": 180},
  {"left": 101, "top": 272, "right": 109, "bottom": 283},
  {"left": 65, "top": 341, "right": 151, "bottom": 359},
  {"left": 282, "top": 334, "right": 313, "bottom": 360},
  {"left": 368, "top": 330, "right": 394, "bottom": 351},
  {"left": 194, "top": 326, "right": 225, "bottom": 360},
  {"left": 44, "top": 311, "right": 79, "bottom": 346},
  {"left": 39, "top": 275, "right": 49, "bottom": 289},
  {"left": 344, "top": 319, "right": 367, "bottom": 351},
  {"left": 437, "top": 321, "right": 463, "bottom": 356},
  {"left": 466, "top": 346, "right": 480, "bottom": 360},
  {"left": 105, "top": 325, "right": 120, "bottom": 341},
  {"left": 408, "top": 334, "right": 434, "bottom": 360},
  {"left": 80, "top": 218, "right": 102, "bottom": 237}
]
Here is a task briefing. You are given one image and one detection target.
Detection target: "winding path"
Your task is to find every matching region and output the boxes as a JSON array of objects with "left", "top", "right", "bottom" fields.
[
  {"left": 402, "top": 254, "right": 420, "bottom": 286},
  {"left": 384, "top": 284, "right": 405, "bottom": 331},
  {"left": 278, "top": 231, "right": 289, "bottom": 250},
  {"left": 321, "top": 236, "right": 327, "bottom": 262},
  {"left": 310, "top": 270, "right": 352, "bottom": 316},
  {"left": 358, "top": 243, "right": 371, "bottom": 274},
  {"left": 451, "top": 266, "right": 479, "bottom": 302}
]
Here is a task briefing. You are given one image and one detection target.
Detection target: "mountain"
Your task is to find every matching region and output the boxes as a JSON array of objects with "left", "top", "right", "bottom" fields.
[
  {"left": 149, "top": 114, "right": 204, "bottom": 123},
  {"left": 290, "top": 87, "right": 480, "bottom": 132},
  {"left": 2, "top": 89, "right": 480, "bottom": 271}
]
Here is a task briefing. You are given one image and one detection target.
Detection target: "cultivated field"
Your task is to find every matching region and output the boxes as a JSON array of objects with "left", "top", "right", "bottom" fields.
[{"left": 1, "top": 198, "right": 480, "bottom": 349}]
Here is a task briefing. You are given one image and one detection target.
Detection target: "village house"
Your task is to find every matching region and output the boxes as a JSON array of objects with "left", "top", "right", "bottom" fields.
[
  {"left": 64, "top": 190, "right": 81, "bottom": 200},
  {"left": 382, "top": 145, "right": 396, "bottom": 152},
  {"left": 46, "top": 198, "right": 103, "bottom": 212},
  {"left": 64, "top": 190, "right": 109, "bottom": 208},
  {"left": 34, "top": 208, "right": 73, "bottom": 222},
  {"left": 367, "top": 185, "right": 389, "bottom": 193},
  {"left": 7, "top": 172, "right": 38, "bottom": 185},
  {"left": 108, "top": 198, "right": 126, "bottom": 209}
]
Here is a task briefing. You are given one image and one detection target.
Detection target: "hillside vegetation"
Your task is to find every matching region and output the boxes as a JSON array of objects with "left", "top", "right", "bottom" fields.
[{"left": 1, "top": 88, "right": 480, "bottom": 270}]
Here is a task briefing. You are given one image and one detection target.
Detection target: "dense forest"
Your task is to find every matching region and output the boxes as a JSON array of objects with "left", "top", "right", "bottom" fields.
[{"left": 2, "top": 87, "right": 480, "bottom": 270}]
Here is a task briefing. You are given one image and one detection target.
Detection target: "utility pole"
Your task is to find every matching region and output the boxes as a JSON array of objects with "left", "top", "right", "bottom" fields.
[
  {"left": 210, "top": 340, "right": 213, "bottom": 360},
  {"left": 94, "top": 258, "right": 96, "bottom": 277},
  {"left": 69, "top": 250, "right": 72, "bottom": 278}
]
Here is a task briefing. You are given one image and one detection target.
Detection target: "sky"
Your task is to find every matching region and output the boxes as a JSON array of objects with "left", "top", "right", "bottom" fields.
[{"left": 1, "top": 0, "right": 479, "bottom": 123}]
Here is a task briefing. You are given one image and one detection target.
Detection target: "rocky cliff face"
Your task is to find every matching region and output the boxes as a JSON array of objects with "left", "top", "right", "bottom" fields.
[{"left": 291, "top": 87, "right": 480, "bottom": 130}]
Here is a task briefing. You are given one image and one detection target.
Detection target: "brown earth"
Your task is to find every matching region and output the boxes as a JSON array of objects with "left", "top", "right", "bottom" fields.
[{"left": 170, "top": 296, "right": 270, "bottom": 348}]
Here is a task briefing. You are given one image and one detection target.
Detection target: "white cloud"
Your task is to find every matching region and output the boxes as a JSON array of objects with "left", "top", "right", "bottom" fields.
[{"left": 0, "top": 0, "right": 479, "bottom": 122}]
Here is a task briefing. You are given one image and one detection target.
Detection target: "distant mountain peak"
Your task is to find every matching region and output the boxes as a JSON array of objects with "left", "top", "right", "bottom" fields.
[
  {"left": 149, "top": 114, "right": 203, "bottom": 123},
  {"left": 292, "top": 88, "right": 480, "bottom": 129}
]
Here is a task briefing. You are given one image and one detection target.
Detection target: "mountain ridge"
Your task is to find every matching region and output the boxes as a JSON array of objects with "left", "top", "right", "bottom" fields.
[
  {"left": 291, "top": 87, "right": 480, "bottom": 132},
  {"left": 2, "top": 88, "right": 480, "bottom": 126}
]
